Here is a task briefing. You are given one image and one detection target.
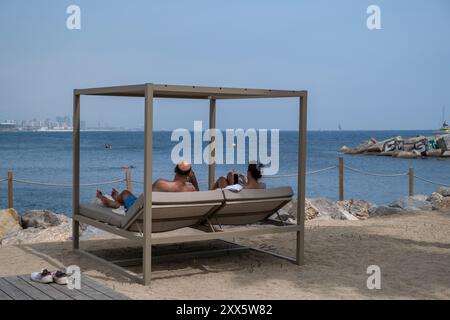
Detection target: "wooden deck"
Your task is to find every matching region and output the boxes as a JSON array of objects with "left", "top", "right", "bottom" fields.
[{"left": 0, "top": 274, "right": 129, "bottom": 300}]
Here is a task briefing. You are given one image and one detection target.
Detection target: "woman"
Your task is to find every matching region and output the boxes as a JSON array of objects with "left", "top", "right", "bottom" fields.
[{"left": 213, "top": 163, "right": 266, "bottom": 190}]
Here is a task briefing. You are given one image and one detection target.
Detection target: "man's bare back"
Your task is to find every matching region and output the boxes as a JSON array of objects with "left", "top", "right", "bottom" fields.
[
  {"left": 152, "top": 160, "right": 199, "bottom": 192},
  {"left": 152, "top": 179, "right": 196, "bottom": 192}
]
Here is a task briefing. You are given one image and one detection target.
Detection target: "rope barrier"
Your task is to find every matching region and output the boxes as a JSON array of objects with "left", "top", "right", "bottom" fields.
[
  {"left": 1, "top": 165, "right": 448, "bottom": 189},
  {"left": 413, "top": 175, "right": 450, "bottom": 188},
  {"left": 262, "top": 165, "right": 338, "bottom": 178},
  {"left": 344, "top": 165, "right": 408, "bottom": 177},
  {"left": 307, "top": 165, "right": 338, "bottom": 175},
  {"left": 130, "top": 166, "right": 337, "bottom": 184},
  {"left": 262, "top": 174, "right": 298, "bottom": 179},
  {"left": 12, "top": 178, "right": 126, "bottom": 188}
]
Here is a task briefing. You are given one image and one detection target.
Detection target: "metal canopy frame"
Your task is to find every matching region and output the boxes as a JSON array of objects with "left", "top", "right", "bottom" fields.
[{"left": 72, "top": 83, "right": 308, "bottom": 285}]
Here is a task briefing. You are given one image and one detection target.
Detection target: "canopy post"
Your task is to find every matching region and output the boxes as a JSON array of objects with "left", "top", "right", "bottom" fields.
[
  {"left": 296, "top": 92, "right": 307, "bottom": 265},
  {"left": 72, "top": 92, "right": 80, "bottom": 250},
  {"left": 208, "top": 97, "right": 216, "bottom": 190},
  {"left": 143, "top": 84, "right": 154, "bottom": 285}
]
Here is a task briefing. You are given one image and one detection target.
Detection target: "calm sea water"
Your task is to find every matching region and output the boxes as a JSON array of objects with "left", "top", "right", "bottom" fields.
[{"left": 1, "top": 131, "right": 449, "bottom": 216}]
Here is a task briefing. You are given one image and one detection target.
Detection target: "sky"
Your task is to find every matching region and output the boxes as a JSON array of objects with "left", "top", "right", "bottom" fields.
[{"left": 0, "top": 0, "right": 449, "bottom": 130}]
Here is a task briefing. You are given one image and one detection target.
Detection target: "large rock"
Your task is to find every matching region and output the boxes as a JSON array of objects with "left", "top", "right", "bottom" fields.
[
  {"left": 0, "top": 223, "right": 72, "bottom": 246},
  {"left": 0, "top": 208, "right": 22, "bottom": 239},
  {"left": 368, "top": 136, "right": 402, "bottom": 153},
  {"left": 395, "top": 150, "right": 421, "bottom": 159},
  {"left": 305, "top": 199, "right": 320, "bottom": 220},
  {"left": 429, "top": 192, "right": 450, "bottom": 211},
  {"left": 309, "top": 198, "right": 358, "bottom": 220},
  {"left": 346, "top": 138, "right": 377, "bottom": 154},
  {"left": 1, "top": 217, "right": 117, "bottom": 246},
  {"left": 276, "top": 199, "right": 319, "bottom": 222},
  {"left": 389, "top": 195, "right": 432, "bottom": 211},
  {"left": 437, "top": 187, "right": 450, "bottom": 197},
  {"left": 336, "top": 199, "right": 375, "bottom": 220},
  {"left": 368, "top": 205, "right": 404, "bottom": 216},
  {"left": 437, "top": 135, "right": 450, "bottom": 151},
  {"left": 426, "top": 149, "right": 442, "bottom": 157},
  {"left": 21, "top": 210, "right": 70, "bottom": 229},
  {"left": 2, "top": 210, "right": 71, "bottom": 246}
]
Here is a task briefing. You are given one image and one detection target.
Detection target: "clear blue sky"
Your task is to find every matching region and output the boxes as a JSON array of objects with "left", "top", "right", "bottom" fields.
[{"left": 0, "top": 0, "right": 449, "bottom": 130}]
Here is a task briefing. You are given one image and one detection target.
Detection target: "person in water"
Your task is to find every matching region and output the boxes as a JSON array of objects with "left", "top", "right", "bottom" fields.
[
  {"left": 96, "top": 160, "right": 199, "bottom": 210},
  {"left": 213, "top": 163, "right": 266, "bottom": 190}
]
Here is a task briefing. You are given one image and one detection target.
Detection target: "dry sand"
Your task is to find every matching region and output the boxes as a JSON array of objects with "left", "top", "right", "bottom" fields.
[{"left": 0, "top": 210, "right": 449, "bottom": 299}]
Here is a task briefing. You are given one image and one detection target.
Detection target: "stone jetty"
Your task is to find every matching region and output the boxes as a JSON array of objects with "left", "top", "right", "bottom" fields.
[{"left": 341, "top": 134, "right": 450, "bottom": 158}]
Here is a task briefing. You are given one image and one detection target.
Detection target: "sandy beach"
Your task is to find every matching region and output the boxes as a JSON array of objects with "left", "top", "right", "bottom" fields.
[{"left": 0, "top": 209, "right": 449, "bottom": 300}]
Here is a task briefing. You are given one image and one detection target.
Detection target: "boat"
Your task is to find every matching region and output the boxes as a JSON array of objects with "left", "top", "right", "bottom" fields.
[{"left": 434, "top": 106, "right": 450, "bottom": 133}]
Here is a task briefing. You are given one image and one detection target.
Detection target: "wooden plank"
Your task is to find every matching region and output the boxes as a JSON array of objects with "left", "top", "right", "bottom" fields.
[
  {"left": 0, "top": 287, "right": 12, "bottom": 300},
  {"left": 143, "top": 84, "right": 153, "bottom": 286},
  {"left": 73, "top": 214, "right": 143, "bottom": 244},
  {"left": 7, "top": 171, "right": 13, "bottom": 208},
  {"left": 339, "top": 157, "right": 344, "bottom": 201},
  {"left": 47, "top": 282, "right": 93, "bottom": 300},
  {"left": 74, "top": 83, "right": 305, "bottom": 99},
  {"left": 73, "top": 92, "right": 80, "bottom": 250},
  {"left": 82, "top": 276, "right": 129, "bottom": 300},
  {"left": 4, "top": 276, "right": 52, "bottom": 300},
  {"left": 18, "top": 275, "right": 72, "bottom": 300},
  {"left": 208, "top": 98, "right": 216, "bottom": 190},
  {"left": 152, "top": 224, "right": 302, "bottom": 245},
  {"left": 72, "top": 281, "right": 113, "bottom": 300},
  {"left": 0, "top": 278, "right": 32, "bottom": 300},
  {"left": 297, "top": 93, "right": 308, "bottom": 265}
]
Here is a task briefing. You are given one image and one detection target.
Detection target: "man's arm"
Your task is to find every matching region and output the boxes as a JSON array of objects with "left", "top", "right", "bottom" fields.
[{"left": 188, "top": 170, "right": 200, "bottom": 191}]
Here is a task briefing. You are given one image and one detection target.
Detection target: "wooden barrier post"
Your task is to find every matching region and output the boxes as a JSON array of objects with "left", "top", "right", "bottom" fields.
[
  {"left": 339, "top": 157, "right": 344, "bottom": 201},
  {"left": 408, "top": 168, "right": 414, "bottom": 197},
  {"left": 7, "top": 171, "right": 13, "bottom": 209},
  {"left": 126, "top": 169, "right": 132, "bottom": 193}
]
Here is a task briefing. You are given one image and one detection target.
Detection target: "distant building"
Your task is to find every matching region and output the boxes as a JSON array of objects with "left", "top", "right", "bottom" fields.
[{"left": 0, "top": 121, "right": 17, "bottom": 131}]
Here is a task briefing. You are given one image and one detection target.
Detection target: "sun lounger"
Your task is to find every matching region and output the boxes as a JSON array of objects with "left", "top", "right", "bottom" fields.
[
  {"left": 210, "top": 187, "right": 293, "bottom": 225},
  {"left": 78, "top": 190, "right": 224, "bottom": 233},
  {"left": 74, "top": 187, "right": 298, "bottom": 283}
]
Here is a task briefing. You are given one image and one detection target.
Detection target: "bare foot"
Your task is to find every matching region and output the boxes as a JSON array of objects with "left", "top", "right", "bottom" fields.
[{"left": 111, "top": 188, "right": 119, "bottom": 200}]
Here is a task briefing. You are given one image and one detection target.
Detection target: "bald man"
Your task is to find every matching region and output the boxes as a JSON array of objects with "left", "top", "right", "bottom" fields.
[
  {"left": 96, "top": 161, "right": 199, "bottom": 210},
  {"left": 152, "top": 160, "right": 200, "bottom": 192}
]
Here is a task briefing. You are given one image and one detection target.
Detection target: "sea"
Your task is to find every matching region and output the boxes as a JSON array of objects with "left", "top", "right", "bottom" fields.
[{"left": 1, "top": 130, "right": 449, "bottom": 217}]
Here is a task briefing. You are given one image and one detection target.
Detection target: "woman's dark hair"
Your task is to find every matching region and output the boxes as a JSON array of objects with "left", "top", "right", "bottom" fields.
[{"left": 248, "top": 163, "right": 263, "bottom": 181}]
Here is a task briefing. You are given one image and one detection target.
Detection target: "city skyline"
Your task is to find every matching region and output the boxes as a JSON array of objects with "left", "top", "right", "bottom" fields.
[{"left": 0, "top": 115, "right": 126, "bottom": 131}]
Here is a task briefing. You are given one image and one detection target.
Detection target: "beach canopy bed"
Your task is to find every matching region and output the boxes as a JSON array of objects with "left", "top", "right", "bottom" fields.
[{"left": 72, "top": 83, "right": 307, "bottom": 285}]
